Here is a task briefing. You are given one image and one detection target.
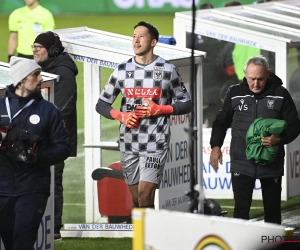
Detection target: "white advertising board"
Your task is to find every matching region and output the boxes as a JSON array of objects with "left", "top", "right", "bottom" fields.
[
  {"left": 158, "top": 124, "right": 269, "bottom": 211},
  {"left": 158, "top": 113, "right": 191, "bottom": 211},
  {"left": 202, "top": 128, "right": 263, "bottom": 200},
  {"left": 133, "top": 208, "right": 288, "bottom": 250},
  {"left": 202, "top": 128, "right": 291, "bottom": 200},
  {"left": 287, "top": 136, "right": 300, "bottom": 197}
]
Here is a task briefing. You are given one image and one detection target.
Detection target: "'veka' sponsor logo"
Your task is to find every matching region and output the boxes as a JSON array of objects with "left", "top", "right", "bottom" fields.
[{"left": 125, "top": 88, "right": 161, "bottom": 98}]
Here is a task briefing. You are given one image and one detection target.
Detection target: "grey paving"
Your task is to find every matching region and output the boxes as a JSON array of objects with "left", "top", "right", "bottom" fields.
[
  {"left": 252, "top": 205, "right": 300, "bottom": 237},
  {"left": 281, "top": 206, "right": 300, "bottom": 237}
]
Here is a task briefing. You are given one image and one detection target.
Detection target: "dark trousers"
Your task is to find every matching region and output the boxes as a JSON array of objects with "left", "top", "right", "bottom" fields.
[
  {"left": 54, "top": 162, "right": 65, "bottom": 233},
  {"left": 0, "top": 193, "right": 48, "bottom": 250},
  {"left": 231, "top": 173, "right": 282, "bottom": 224}
]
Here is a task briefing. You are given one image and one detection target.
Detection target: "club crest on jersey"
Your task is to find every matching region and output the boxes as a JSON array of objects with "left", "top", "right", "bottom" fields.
[
  {"left": 154, "top": 70, "right": 163, "bottom": 80},
  {"left": 127, "top": 71, "right": 134, "bottom": 78},
  {"left": 267, "top": 100, "right": 274, "bottom": 109}
]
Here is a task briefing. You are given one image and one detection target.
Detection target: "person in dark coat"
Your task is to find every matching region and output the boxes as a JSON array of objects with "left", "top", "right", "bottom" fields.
[
  {"left": 32, "top": 31, "right": 78, "bottom": 241},
  {"left": 0, "top": 56, "right": 70, "bottom": 250},
  {"left": 209, "top": 55, "right": 300, "bottom": 224}
]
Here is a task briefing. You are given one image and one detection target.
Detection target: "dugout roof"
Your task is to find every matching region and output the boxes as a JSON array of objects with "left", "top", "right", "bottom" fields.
[
  {"left": 174, "top": 0, "right": 300, "bottom": 88},
  {"left": 53, "top": 26, "right": 205, "bottom": 67},
  {"left": 0, "top": 62, "right": 59, "bottom": 101}
]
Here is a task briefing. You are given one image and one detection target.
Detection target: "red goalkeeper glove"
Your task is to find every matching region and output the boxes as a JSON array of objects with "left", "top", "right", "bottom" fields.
[
  {"left": 110, "top": 110, "right": 139, "bottom": 129},
  {"left": 135, "top": 99, "right": 173, "bottom": 118}
]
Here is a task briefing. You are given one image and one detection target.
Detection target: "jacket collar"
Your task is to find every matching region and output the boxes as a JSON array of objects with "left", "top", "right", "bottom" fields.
[
  {"left": 5, "top": 84, "right": 43, "bottom": 103},
  {"left": 241, "top": 72, "right": 283, "bottom": 96}
]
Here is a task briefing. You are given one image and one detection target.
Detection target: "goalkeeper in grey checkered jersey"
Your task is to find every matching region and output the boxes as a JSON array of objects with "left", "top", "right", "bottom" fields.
[{"left": 95, "top": 21, "right": 192, "bottom": 210}]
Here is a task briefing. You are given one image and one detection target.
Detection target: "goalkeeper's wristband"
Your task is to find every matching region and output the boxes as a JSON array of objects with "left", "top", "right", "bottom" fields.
[
  {"left": 110, "top": 109, "right": 121, "bottom": 120},
  {"left": 158, "top": 105, "right": 173, "bottom": 115}
]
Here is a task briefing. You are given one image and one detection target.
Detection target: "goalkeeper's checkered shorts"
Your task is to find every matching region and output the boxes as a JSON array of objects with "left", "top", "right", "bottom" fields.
[{"left": 121, "top": 149, "right": 168, "bottom": 186}]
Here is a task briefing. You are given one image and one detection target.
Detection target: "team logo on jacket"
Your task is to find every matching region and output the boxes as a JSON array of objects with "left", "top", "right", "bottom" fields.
[
  {"left": 238, "top": 99, "right": 248, "bottom": 111},
  {"left": 267, "top": 100, "right": 274, "bottom": 109},
  {"left": 29, "top": 114, "right": 40, "bottom": 124}
]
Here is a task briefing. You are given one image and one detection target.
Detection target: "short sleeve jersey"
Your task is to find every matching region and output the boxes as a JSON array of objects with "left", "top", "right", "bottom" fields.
[
  {"left": 99, "top": 56, "right": 190, "bottom": 155},
  {"left": 8, "top": 5, "right": 55, "bottom": 55}
]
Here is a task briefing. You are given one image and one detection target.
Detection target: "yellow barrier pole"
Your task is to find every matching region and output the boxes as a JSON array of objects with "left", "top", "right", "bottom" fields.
[
  {"left": 284, "top": 227, "right": 294, "bottom": 240},
  {"left": 132, "top": 208, "right": 145, "bottom": 250}
]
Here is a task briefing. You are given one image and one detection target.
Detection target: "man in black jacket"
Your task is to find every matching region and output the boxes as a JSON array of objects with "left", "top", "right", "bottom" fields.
[
  {"left": 209, "top": 55, "right": 300, "bottom": 224},
  {"left": 0, "top": 56, "right": 70, "bottom": 250},
  {"left": 32, "top": 31, "right": 78, "bottom": 240}
]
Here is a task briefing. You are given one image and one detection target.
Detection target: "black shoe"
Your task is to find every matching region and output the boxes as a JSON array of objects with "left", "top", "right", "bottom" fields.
[{"left": 54, "top": 233, "right": 62, "bottom": 241}]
